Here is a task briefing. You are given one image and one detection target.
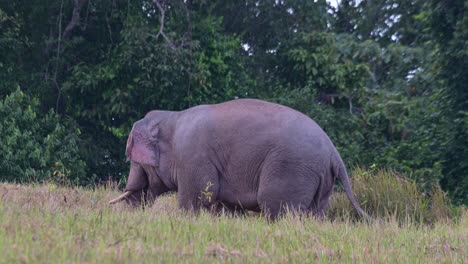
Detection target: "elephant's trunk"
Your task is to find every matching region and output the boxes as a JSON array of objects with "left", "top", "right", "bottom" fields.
[{"left": 109, "top": 191, "right": 134, "bottom": 204}]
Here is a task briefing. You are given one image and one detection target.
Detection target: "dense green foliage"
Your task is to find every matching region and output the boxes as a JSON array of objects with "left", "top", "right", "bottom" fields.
[
  {"left": 0, "top": 89, "right": 86, "bottom": 184},
  {"left": 0, "top": 0, "right": 466, "bottom": 204}
]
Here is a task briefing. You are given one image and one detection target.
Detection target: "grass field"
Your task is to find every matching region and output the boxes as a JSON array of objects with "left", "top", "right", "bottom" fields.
[{"left": 0, "top": 182, "right": 466, "bottom": 263}]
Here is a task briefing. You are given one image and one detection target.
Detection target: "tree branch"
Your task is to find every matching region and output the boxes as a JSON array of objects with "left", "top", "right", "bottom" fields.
[
  {"left": 184, "top": 0, "right": 193, "bottom": 106},
  {"left": 54, "top": 0, "right": 65, "bottom": 112},
  {"left": 63, "top": 0, "right": 88, "bottom": 40},
  {"left": 152, "top": 0, "right": 176, "bottom": 50}
]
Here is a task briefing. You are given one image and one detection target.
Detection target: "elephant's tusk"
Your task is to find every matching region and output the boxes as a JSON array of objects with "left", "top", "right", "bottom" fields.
[{"left": 109, "top": 191, "right": 134, "bottom": 204}]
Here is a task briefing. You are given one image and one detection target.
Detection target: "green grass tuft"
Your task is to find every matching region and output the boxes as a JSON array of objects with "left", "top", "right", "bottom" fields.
[{"left": 327, "top": 167, "right": 456, "bottom": 224}]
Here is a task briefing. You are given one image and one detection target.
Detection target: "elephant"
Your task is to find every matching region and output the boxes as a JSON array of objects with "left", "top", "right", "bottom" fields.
[{"left": 109, "top": 99, "right": 368, "bottom": 220}]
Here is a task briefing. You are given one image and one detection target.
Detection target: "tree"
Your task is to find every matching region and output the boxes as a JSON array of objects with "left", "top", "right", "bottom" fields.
[{"left": 428, "top": 0, "right": 468, "bottom": 204}]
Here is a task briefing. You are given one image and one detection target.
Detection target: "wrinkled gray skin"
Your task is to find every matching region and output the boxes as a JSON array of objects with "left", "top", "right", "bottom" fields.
[{"left": 116, "top": 99, "right": 367, "bottom": 220}]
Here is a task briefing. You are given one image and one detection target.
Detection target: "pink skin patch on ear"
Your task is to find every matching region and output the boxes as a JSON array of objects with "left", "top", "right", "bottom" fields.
[{"left": 127, "top": 131, "right": 157, "bottom": 166}]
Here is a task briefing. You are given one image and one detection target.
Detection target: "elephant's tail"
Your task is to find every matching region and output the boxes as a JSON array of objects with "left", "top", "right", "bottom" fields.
[{"left": 332, "top": 152, "right": 371, "bottom": 222}]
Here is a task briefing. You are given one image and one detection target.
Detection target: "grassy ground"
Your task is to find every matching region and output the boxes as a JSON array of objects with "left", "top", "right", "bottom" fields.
[{"left": 0, "top": 182, "right": 466, "bottom": 263}]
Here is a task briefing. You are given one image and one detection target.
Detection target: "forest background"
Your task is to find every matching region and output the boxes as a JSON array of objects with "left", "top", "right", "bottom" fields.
[{"left": 0, "top": 0, "right": 466, "bottom": 205}]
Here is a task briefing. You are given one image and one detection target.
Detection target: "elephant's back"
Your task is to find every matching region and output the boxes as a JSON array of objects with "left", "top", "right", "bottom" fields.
[
  {"left": 209, "top": 99, "right": 312, "bottom": 128},
  {"left": 211, "top": 99, "right": 299, "bottom": 117},
  {"left": 210, "top": 99, "right": 325, "bottom": 137},
  {"left": 179, "top": 99, "right": 334, "bottom": 155}
]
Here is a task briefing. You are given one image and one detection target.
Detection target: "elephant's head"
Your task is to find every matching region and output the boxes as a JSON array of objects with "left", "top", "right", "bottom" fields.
[{"left": 109, "top": 114, "right": 172, "bottom": 206}]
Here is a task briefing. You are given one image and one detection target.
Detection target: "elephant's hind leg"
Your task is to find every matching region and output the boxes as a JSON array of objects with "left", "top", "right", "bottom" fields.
[
  {"left": 309, "top": 169, "right": 334, "bottom": 219},
  {"left": 257, "top": 163, "right": 319, "bottom": 220}
]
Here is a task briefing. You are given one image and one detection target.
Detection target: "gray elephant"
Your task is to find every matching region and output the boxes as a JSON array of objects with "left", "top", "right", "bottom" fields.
[{"left": 109, "top": 99, "right": 368, "bottom": 220}]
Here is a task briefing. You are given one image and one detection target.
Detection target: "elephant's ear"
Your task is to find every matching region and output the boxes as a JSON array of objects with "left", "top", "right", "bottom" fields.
[{"left": 126, "top": 125, "right": 160, "bottom": 166}]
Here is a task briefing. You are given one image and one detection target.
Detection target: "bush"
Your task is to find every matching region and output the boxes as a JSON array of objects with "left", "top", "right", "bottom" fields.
[
  {"left": 327, "top": 167, "right": 454, "bottom": 224},
  {"left": 0, "top": 89, "right": 87, "bottom": 185}
]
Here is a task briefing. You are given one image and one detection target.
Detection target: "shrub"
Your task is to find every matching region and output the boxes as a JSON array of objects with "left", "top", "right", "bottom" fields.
[
  {"left": 327, "top": 167, "right": 454, "bottom": 224},
  {"left": 0, "top": 89, "right": 87, "bottom": 185}
]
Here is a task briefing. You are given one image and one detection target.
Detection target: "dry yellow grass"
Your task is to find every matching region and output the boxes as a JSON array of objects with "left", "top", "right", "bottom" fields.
[{"left": 0, "top": 182, "right": 466, "bottom": 263}]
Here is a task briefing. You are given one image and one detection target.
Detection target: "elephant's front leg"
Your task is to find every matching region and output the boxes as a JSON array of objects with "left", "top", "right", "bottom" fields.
[
  {"left": 176, "top": 165, "right": 219, "bottom": 213},
  {"left": 177, "top": 181, "right": 219, "bottom": 213}
]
